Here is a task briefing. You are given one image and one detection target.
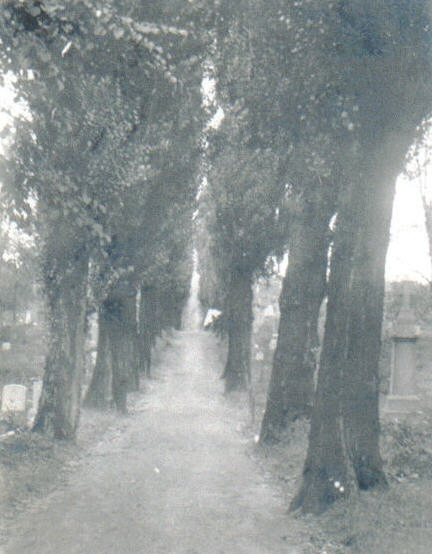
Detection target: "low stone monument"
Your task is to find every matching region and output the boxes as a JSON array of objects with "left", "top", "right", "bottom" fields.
[
  {"left": 1, "top": 384, "right": 27, "bottom": 414},
  {"left": 384, "top": 288, "right": 420, "bottom": 413}
]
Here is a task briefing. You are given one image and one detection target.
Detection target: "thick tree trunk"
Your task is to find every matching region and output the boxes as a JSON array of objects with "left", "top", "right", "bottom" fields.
[
  {"left": 292, "top": 145, "right": 407, "bottom": 513},
  {"left": 33, "top": 240, "right": 89, "bottom": 440},
  {"left": 260, "top": 200, "right": 332, "bottom": 443},
  {"left": 342, "top": 170, "right": 395, "bottom": 491},
  {"left": 105, "top": 284, "right": 138, "bottom": 413},
  {"left": 83, "top": 306, "right": 112, "bottom": 409},
  {"left": 223, "top": 268, "right": 253, "bottom": 393},
  {"left": 290, "top": 200, "right": 355, "bottom": 513}
]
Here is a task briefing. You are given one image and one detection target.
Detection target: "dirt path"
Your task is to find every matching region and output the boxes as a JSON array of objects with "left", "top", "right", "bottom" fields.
[{"left": 4, "top": 331, "right": 304, "bottom": 554}]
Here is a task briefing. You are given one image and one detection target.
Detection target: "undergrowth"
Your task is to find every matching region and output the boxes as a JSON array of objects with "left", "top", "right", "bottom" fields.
[{"left": 255, "top": 410, "right": 432, "bottom": 553}]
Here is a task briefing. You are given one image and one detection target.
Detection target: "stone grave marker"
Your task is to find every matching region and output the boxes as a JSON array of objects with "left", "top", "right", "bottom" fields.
[
  {"left": 1, "top": 384, "right": 27, "bottom": 413},
  {"left": 32, "top": 380, "right": 43, "bottom": 411},
  {"left": 384, "top": 287, "right": 420, "bottom": 413},
  {"left": 27, "top": 381, "right": 43, "bottom": 426}
]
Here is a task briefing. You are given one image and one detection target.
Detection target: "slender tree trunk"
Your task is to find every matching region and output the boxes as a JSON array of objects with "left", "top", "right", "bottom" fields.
[
  {"left": 421, "top": 194, "right": 432, "bottom": 270},
  {"left": 173, "top": 291, "right": 187, "bottom": 330},
  {"left": 260, "top": 199, "right": 333, "bottom": 443},
  {"left": 83, "top": 306, "right": 112, "bottom": 409},
  {"left": 122, "top": 289, "right": 140, "bottom": 392},
  {"left": 105, "top": 284, "right": 137, "bottom": 413},
  {"left": 33, "top": 239, "right": 89, "bottom": 440},
  {"left": 138, "top": 285, "right": 158, "bottom": 377},
  {"left": 223, "top": 267, "right": 253, "bottom": 393}
]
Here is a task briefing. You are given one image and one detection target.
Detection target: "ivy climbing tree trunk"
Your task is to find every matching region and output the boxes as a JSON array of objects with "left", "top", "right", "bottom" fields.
[
  {"left": 33, "top": 231, "right": 89, "bottom": 440},
  {"left": 83, "top": 305, "right": 112, "bottom": 410},
  {"left": 260, "top": 194, "right": 334, "bottom": 443},
  {"left": 223, "top": 267, "right": 254, "bottom": 392}
]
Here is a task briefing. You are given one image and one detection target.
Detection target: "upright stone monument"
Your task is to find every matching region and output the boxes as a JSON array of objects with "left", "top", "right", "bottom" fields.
[
  {"left": 32, "top": 380, "right": 43, "bottom": 410},
  {"left": 1, "top": 384, "right": 27, "bottom": 414},
  {"left": 384, "top": 287, "right": 420, "bottom": 413},
  {"left": 27, "top": 380, "right": 43, "bottom": 426}
]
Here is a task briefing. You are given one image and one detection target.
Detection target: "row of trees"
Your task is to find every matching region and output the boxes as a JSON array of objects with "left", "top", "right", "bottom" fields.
[
  {"left": 1, "top": 0, "right": 431, "bottom": 515},
  {"left": 198, "top": 0, "right": 432, "bottom": 513},
  {"left": 0, "top": 0, "right": 204, "bottom": 438}
]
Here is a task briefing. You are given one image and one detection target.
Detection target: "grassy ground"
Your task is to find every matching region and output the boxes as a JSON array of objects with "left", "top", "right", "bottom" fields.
[
  {"left": 250, "top": 364, "right": 432, "bottom": 553},
  {"left": 252, "top": 416, "right": 432, "bottom": 553}
]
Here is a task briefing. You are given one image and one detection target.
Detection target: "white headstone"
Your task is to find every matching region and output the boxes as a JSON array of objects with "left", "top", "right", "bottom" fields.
[
  {"left": 1, "top": 384, "right": 27, "bottom": 413},
  {"left": 25, "top": 310, "right": 32, "bottom": 324},
  {"left": 32, "top": 380, "right": 43, "bottom": 410},
  {"left": 1, "top": 342, "right": 11, "bottom": 351}
]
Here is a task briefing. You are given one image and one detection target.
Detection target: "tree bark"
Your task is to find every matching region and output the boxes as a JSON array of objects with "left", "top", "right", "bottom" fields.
[
  {"left": 138, "top": 285, "right": 158, "bottom": 378},
  {"left": 342, "top": 167, "right": 396, "bottom": 491},
  {"left": 223, "top": 267, "right": 253, "bottom": 393},
  {"left": 260, "top": 198, "right": 332, "bottom": 443},
  {"left": 292, "top": 145, "right": 408, "bottom": 513},
  {"left": 290, "top": 197, "right": 355, "bottom": 513},
  {"left": 83, "top": 306, "right": 112, "bottom": 409},
  {"left": 105, "top": 284, "right": 138, "bottom": 413},
  {"left": 33, "top": 239, "right": 89, "bottom": 440}
]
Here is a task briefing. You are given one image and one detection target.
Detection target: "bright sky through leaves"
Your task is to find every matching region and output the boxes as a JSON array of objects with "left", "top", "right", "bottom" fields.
[{"left": 386, "top": 175, "right": 432, "bottom": 283}]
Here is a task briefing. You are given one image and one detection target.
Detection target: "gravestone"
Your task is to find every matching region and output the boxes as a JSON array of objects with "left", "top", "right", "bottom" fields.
[
  {"left": 1, "top": 384, "right": 27, "bottom": 413},
  {"left": 384, "top": 288, "right": 420, "bottom": 413},
  {"left": 32, "top": 380, "right": 43, "bottom": 411},
  {"left": 27, "top": 381, "right": 43, "bottom": 426}
]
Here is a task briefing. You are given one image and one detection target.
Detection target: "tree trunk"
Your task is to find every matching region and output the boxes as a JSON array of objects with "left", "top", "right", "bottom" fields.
[
  {"left": 123, "top": 289, "right": 140, "bottom": 393},
  {"left": 105, "top": 283, "right": 138, "bottom": 413},
  {"left": 138, "top": 285, "right": 158, "bottom": 377},
  {"left": 83, "top": 306, "right": 112, "bottom": 409},
  {"left": 223, "top": 268, "right": 253, "bottom": 393},
  {"left": 290, "top": 198, "right": 355, "bottom": 513},
  {"left": 260, "top": 199, "right": 333, "bottom": 443},
  {"left": 292, "top": 144, "right": 408, "bottom": 513},
  {"left": 33, "top": 240, "right": 89, "bottom": 440},
  {"left": 342, "top": 168, "right": 396, "bottom": 491}
]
